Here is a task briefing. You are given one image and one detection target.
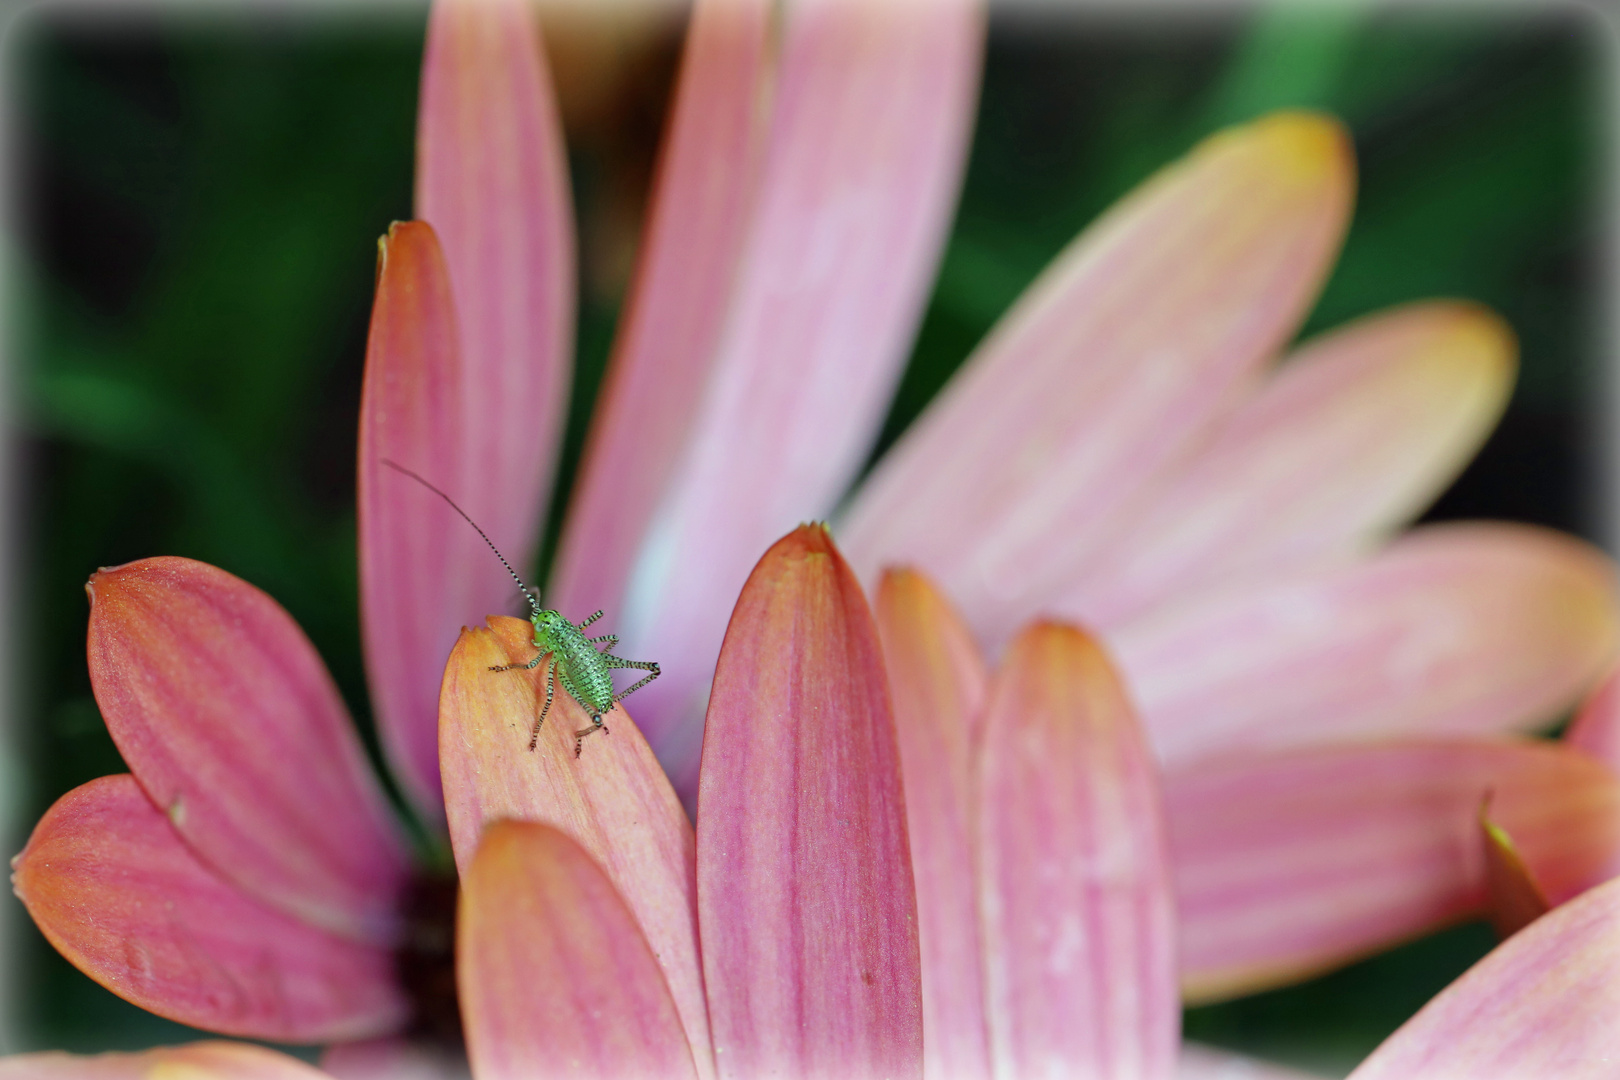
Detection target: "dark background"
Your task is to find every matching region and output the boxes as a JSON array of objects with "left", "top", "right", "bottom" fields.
[{"left": 5, "top": 1, "right": 1609, "bottom": 1073}]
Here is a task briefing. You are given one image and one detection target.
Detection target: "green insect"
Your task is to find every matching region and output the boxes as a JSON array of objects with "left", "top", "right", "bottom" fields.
[{"left": 382, "top": 460, "right": 660, "bottom": 758}]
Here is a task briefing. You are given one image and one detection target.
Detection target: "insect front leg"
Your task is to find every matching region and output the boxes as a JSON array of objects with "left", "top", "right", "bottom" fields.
[
  {"left": 489, "top": 650, "right": 547, "bottom": 673},
  {"left": 577, "top": 610, "right": 605, "bottom": 630},
  {"left": 605, "top": 656, "right": 661, "bottom": 704},
  {"left": 588, "top": 634, "right": 619, "bottom": 652},
  {"left": 528, "top": 665, "right": 557, "bottom": 752}
]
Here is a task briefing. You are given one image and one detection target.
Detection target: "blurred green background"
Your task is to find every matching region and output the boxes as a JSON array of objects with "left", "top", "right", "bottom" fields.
[{"left": 4, "top": 1, "right": 1609, "bottom": 1073}]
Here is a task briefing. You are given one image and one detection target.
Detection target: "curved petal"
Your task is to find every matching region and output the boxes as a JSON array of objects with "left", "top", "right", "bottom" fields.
[
  {"left": 438, "top": 616, "right": 710, "bottom": 1080},
  {"left": 607, "top": 0, "right": 984, "bottom": 792},
  {"left": 1347, "top": 874, "right": 1620, "bottom": 1080},
  {"left": 320, "top": 1040, "right": 468, "bottom": 1080},
  {"left": 86, "top": 557, "right": 406, "bottom": 944},
  {"left": 873, "top": 569, "right": 991, "bottom": 1080},
  {"left": 1177, "top": 1044, "right": 1327, "bottom": 1080},
  {"left": 12, "top": 776, "right": 406, "bottom": 1043},
  {"left": 0, "top": 1042, "right": 337, "bottom": 1079},
  {"left": 697, "top": 526, "right": 922, "bottom": 1080},
  {"left": 417, "top": 0, "right": 573, "bottom": 576},
  {"left": 1114, "top": 523, "right": 1620, "bottom": 768},
  {"left": 843, "top": 111, "right": 1356, "bottom": 646},
  {"left": 551, "top": 0, "right": 773, "bottom": 628},
  {"left": 978, "top": 624, "right": 1178, "bottom": 1080},
  {"left": 458, "top": 821, "right": 697, "bottom": 1080},
  {"left": 1169, "top": 739, "right": 1620, "bottom": 1003},
  {"left": 1565, "top": 662, "right": 1620, "bottom": 770},
  {"left": 1479, "top": 797, "right": 1552, "bottom": 938},
  {"left": 357, "top": 220, "right": 466, "bottom": 820},
  {"left": 1064, "top": 301, "right": 1516, "bottom": 628}
]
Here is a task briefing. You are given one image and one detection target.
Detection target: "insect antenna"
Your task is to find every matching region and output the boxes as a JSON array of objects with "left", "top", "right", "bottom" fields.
[{"left": 379, "top": 458, "right": 541, "bottom": 613}]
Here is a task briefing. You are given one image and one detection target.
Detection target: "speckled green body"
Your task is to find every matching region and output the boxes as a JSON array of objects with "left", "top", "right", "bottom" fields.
[{"left": 532, "top": 609, "right": 615, "bottom": 717}]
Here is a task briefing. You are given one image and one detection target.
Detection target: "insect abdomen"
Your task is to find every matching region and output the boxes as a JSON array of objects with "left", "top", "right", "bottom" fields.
[{"left": 549, "top": 624, "right": 616, "bottom": 716}]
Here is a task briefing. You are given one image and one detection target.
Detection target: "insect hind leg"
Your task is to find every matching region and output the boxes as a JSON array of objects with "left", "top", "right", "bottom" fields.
[
  {"left": 605, "top": 657, "right": 660, "bottom": 704},
  {"left": 573, "top": 713, "right": 609, "bottom": 758}
]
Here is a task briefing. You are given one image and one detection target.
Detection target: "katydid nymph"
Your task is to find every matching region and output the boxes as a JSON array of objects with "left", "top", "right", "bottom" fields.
[{"left": 381, "top": 459, "right": 660, "bottom": 757}]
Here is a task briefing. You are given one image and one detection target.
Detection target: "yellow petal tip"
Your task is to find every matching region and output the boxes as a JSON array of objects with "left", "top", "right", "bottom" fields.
[{"left": 1205, "top": 110, "right": 1352, "bottom": 192}]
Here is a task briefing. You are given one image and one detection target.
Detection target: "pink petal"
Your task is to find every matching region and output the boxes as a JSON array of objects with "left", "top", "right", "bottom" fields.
[
  {"left": 550, "top": 0, "right": 772, "bottom": 628},
  {"left": 438, "top": 616, "right": 711, "bottom": 1079},
  {"left": 1347, "top": 874, "right": 1620, "bottom": 1080},
  {"left": 1564, "top": 662, "right": 1620, "bottom": 770},
  {"left": 977, "top": 623, "right": 1178, "bottom": 1080},
  {"left": 12, "top": 776, "right": 406, "bottom": 1043},
  {"left": 417, "top": 0, "right": 573, "bottom": 572},
  {"left": 86, "top": 557, "right": 406, "bottom": 944},
  {"left": 1063, "top": 301, "right": 1516, "bottom": 628},
  {"left": 697, "top": 526, "right": 922, "bottom": 1080},
  {"left": 843, "top": 112, "right": 1356, "bottom": 646},
  {"left": 357, "top": 220, "right": 465, "bottom": 820},
  {"left": 1113, "top": 522, "right": 1620, "bottom": 768},
  {"left": 458, "top": 821, "right": 697, "bottom": 1080},
  {"left": 873, "top": 569, "right": 991, "bottom": 1080},
  {"left": 597, "top": 0, "right": 984, "bottom": 791},
  {"left": 321, "top": 1039, "right": 468, "bottom": 1080},
  {"left": 0, "top": 1042, "right": 338, "bottom": 1079},
  {"left": 1177, "top": 1044, "right": 1327, "bottom": 1080},
  {"left": 1169, "top": 739, "right": 1620, "bottom": 1003}
]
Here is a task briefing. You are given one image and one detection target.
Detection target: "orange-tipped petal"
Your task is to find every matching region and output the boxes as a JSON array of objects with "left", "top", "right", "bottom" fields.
[
  {"left": 357, "top": 220, "right": 465, "bottom": 820},
  {"left": 697, "top": 526, "right": 922, "bottom": 1080},
  {"left": 417, "top": 0, "right": 572, "bottom": 598},
  {"left": 0, "top": 1042, "right": 338, "bottom": 1079},
  {"left": 1479, "top": 797, "right": 1552, "bottom": 938},
  {"left": 1177, "top": 1044, "right": 1327, "bottom": 1080},
  {"left": 458, "top": 822, "right": 697, "bottom": 1080},
  {"left": 12, "top": 776, "right": 406, "bottom": 1043},
  {"left": 843, "top": 112, "right": 1355, "bottom": 645},
  {"left": 85, "top": 557, "right": 406, "bottom": 944},
  {"left": 1065, "top": 301, "right": 1516, "bottom": 627},
  {"left": 595, "top": 0, "right": 984, "bottom": 791},
  {"left": 551, "top": 0, "right": 773, "bottom": 629},
  {"left": 1114, "top": 523, "right": 1620, "bottom": 768},
  {"left": 438, "top": 616, "right": 711, "bottom": 1079},
  {"left": 1347, "top": 874, "right": 1620, "bottom": 1080},
  {"left": 874, "top": 569, "right": 991, "bottom": 1080},
  {"left": 1169, "top": 739, "right": 1620, "bottom": 1003},
  {"left": 1565, "top": 662, "right": 1620, "bottom": 770},
  {"left": 977, "top": 624, "right": 1178, "bottom": 1080}
]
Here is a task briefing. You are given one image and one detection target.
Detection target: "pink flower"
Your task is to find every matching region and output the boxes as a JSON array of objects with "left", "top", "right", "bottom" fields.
[{"left": 0, "top": 1041, "right": 341, "bottom": 1080}]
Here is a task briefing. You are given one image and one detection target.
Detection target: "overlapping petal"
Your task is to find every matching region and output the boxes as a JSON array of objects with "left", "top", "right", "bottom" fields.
[
  {"left": 12, "top": 776, "right": 406, "bottom": 1042},
  {"left": 591, "top": 0, "right": 984, "bottom": 789},
  {"left": 417, "top": 0, "right": 572, "bottom": 590},
  {"left": 1169, "top": 739, "right": 1620, "bottom": 1002},
  {"left": 85, "top": 556, "right": 406, "bottom": 944},
  {"left": 1565, "top": 663, "right": 1620, "bottom": 770},
  {"left": 977, "top": 624, "right": 1178, "bottom": 1080},
  {"left": 1348, "top": 874, "right": 1620, "bottom": 1080},
  {"left": 438, "top": 616, "right": 710, "bottom": 1078},
  {"left": 697, "top": 526, "right": 922, "bottom": 1080},
  {"left": 0, "top": 1042, "right": 337, "bottom": 1079},
  {"left": 874, "top": 569, "right": 991, "bottom": 1080},
  {"left": 1114, "top": 522, "right": 1618, "bottom": 768},
  {"left": 357, "top": 220, "right": 468, "bottom": 819},
  {"left": 1177, "top": 1044, "right": 1326, "bottom": 1080},
  {"left": 551, "top": 0, "right": 773, "bottom": 629},
  {"left": 1062, "top": 301, "right": 1515, "bottom": 628},
  {"left": 843, "top": 112, "right": 1355, "bottom": 646},
  {"left": 458, "top": 821, "right": 696, "bottom": 1080}
]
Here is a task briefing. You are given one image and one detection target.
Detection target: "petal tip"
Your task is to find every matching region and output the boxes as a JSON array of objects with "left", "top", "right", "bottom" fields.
[{"left": 1234, "top": 109, "right": 1353, "bottom": 188}]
